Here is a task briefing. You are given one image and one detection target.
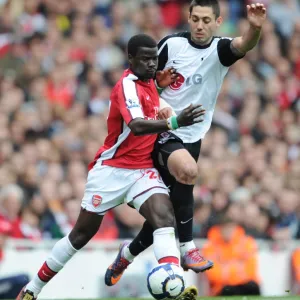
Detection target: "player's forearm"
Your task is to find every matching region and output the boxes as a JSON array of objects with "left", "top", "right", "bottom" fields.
[
  {"left": 129, "top": 118, "right": 170, "bottom": 136},
  {"left": 233, "top": 25, "right": 262, "bottom": 54},
  {"left": 159, "top": 97, "right": 176, "bottom": 116}
]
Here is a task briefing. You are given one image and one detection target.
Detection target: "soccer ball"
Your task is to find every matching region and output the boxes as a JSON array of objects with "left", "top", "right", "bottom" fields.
[{"left": 147, "top": 263, "right": 185, "bottom": 300}]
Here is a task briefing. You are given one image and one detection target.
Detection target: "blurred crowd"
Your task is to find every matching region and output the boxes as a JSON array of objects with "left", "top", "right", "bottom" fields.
[{"left": 0, "top": 0, "right": 299, "bottom": 244}]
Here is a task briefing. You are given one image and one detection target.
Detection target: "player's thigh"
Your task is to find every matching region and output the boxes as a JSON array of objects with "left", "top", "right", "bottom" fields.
[
  {"left": 184, "top": 139, "right": 202, "bottom": 162},
  {"left": 168, "top": 149, "right": 198, "bottom": 184},
  {"left": 73, "top": 165, "right": 139, "bottom": 248},
  {"left": 81, "top": 165, "right": 133, "bottom": 215},
  {"left": 152, "top": 132, "right": 185, "bottom": 186},
  {"left": 126, "top": 168, "right": 174, "bottom": 229},
  {"left": 153, "top": 132, "right": 198, "bottom": 185},
  {"left": 168, "top": 139, "right": 202, "bottom": 185}
]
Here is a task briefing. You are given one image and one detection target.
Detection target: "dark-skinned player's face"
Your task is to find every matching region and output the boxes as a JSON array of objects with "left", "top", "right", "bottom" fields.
[{"left": 129, "top": 47, "right": 158, "bottom": 80}]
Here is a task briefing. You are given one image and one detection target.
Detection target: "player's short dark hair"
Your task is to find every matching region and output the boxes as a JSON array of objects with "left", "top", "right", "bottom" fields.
[
  {"left": 189, "top": 0, "right": 220, "bottom": 18},
  {"left": 127, "top": 34, "right": 157, "bottom": 58}
]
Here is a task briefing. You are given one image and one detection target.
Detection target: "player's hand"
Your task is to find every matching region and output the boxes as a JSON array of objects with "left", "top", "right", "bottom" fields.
[
  {"left": 158, "top": 107, "right": 173, "bottom": 120},
  {"left": 156, "top": 67, "right": 179, "bottom": 88},
  {"left": 246, "top": 3, "right": 266, "bottom": 29},
  {"left": 176, "top": 104, "right": 205, "bottom": 127}
]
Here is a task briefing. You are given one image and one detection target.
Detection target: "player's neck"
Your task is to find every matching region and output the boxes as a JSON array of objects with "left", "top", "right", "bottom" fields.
[
  {"left": 130, "top": 69, "right": 150, "bottom": 82},
  {"left": 191, "top": 36, "right": 213, "bottom": 47}
]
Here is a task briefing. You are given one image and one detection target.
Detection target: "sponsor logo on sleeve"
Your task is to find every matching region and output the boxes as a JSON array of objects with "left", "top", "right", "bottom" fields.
[{"left": 126, "top": 98, "right": 140, "bottom": 109}]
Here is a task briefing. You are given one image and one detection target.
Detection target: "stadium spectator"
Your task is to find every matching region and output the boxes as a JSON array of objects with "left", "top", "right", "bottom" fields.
[
  {"left": 202, "top": 214, "right": 261, "bottom": 296},
  {"left": 291, "top": 248, "right": 300, "bottom": 295}
]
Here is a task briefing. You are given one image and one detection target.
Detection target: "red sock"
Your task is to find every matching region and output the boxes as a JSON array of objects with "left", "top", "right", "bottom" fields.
[
  {"left": 158, "top": 256, "right": 179, "bottom": 266},
  {"left": 38, "top": 262, "right": 57, "bottom": 282}
]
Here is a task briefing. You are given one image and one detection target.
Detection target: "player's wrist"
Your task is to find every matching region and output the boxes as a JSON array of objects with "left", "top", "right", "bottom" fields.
[
  {"left": 249, "top": 23, "right": 262, "bottom": 31},
  {"left": 155, "top": 80, "right": 164, "bottom": 94},
  {"left": 166, "top": 116, "right": 179, "bottom": 130}
]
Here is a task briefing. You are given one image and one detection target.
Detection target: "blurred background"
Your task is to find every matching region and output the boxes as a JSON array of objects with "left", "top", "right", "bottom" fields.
[{"left": 0, "top": 0, "right": 300, "bottom": 298}]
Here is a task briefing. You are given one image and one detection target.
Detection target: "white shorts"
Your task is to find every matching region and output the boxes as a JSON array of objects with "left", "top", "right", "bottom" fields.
[{"left": 81, "top": 164, "right": 169, "bottom": 215}]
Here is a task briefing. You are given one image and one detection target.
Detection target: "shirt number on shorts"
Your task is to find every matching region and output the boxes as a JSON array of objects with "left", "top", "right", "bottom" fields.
[{"left": 146, "top": 170, "right": 162, "bottom": 182}]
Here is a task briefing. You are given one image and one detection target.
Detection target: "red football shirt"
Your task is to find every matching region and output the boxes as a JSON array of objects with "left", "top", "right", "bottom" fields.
[{"left": 89, "top": 69, "right": 160, "bottom": 170}]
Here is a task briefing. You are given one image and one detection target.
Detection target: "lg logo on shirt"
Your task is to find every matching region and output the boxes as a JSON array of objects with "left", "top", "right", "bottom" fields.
[{"left": 169, "top": 73, "right": 202, "bottom": 90}]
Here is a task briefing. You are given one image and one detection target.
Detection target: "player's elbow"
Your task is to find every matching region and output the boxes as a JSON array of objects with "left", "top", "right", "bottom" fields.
[
  {"left": 131, "top": 126, "right": 143, "bottom": 136},
  {"left": 128, "top": 120, "right": 144, "bottom": 136}
]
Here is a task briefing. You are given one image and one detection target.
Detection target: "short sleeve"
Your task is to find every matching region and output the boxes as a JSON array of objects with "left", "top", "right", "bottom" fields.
[
  {"left": 117, "top": 77, "right": 144, "bottom": 124},
  {"left": 217, "top": 38, "right": 245, "bottom": 67}
]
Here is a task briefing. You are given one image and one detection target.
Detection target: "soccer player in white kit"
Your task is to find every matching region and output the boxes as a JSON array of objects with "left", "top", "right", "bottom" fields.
[{"left": 106, "top": 1, "right": 267, "bottom": 297}]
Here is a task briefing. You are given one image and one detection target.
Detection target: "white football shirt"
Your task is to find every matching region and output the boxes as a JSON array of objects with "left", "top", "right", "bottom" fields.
[{"left": 158, "top": 32, "right": 244, "bottom": 143}]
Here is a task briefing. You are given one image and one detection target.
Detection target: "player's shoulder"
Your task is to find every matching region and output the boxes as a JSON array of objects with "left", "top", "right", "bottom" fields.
[
  {"left": 214, "top": 36, "right": 233, "bottom": 41},
  {"left": 215, "top": 36, "right": 237, "bottom": 50},
  {"left": 212, "top": 36, "right": 233, "bottom": 48},
  {"left": 158, "top": 31, "right": 190, "bottom": 48},
  {"left": 115, "top": 70, "right": 138, "bottom": 88},
  {"left": 111, "top": 70, "right": 139, "bottom": 101}
]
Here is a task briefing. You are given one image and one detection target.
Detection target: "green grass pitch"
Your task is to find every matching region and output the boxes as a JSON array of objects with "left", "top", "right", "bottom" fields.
[{"left": 86, "top": 297, "right": 300, "bottom": 300}]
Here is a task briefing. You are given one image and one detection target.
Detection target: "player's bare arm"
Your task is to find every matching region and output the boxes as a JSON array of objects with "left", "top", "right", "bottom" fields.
[
  {"left": 158, "top": 97, "right": 176, "bottom": 120},
  {"left": 128, "top": 104, "right": 205, "bottom": 136},
  {"left": 232, "top": 3, "right": 267, "bottom": 55}
]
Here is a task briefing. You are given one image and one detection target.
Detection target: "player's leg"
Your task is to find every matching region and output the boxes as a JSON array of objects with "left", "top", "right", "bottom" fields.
[
  {"left": 126, "top": 134, "right": 213, "bottom": 272},
  {"left": 17, "top": 209, "right": 103, "bottom": 299},
  {"left": 133, "top": 179, "right": 201, "bottom": 300},
  {"left": 171, "top": 140, "right": 213, "bottom": 272},
  {"left": 105, "top": 168, "right": 178, "bottom": 286},
  {"left": 18, "top": 165, "right": 126, "bottom": 299},
  {"left": 17, "top": 209, "right": 104, "bottom": 300},
  {"left": 138, "top": 192, "right": 179, "bottom": 264},
  {"left": 122, "top": 134, "right": 186, "bottom": 259},
  {"left": 127, "top": 220, "right": 154, "bottom": 256}
]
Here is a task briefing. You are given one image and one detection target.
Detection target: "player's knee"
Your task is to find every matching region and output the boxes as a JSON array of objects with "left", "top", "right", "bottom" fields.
[
  {"left": 175, "top": 163, "right": 198, "bottom": 185},
  {"left": 69, "top": 227, "right": 96, "bottom": 250}
]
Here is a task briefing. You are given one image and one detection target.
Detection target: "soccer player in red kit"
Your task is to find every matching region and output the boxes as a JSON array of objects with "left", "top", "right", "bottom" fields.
[{"left": 17, "top": 34, "right": 205, "bottom": 300}]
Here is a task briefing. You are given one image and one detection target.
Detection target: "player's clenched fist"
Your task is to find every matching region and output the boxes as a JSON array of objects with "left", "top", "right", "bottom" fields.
[
  {"left": 176, "top": 104, "right": 205, "bottom": 127},
  {"left": 156, "top": 67, "right": 179, "bottom": 88}
]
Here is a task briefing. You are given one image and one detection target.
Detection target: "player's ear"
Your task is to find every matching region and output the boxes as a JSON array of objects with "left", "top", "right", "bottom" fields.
[{"left": 216, "top": 16, "right": 223, "bottom": 27}]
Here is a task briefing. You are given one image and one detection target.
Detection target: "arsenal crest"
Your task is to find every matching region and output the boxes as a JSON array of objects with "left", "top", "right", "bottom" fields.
[{"left": 92, "top": 195, "right": 102, "bottom": 208}]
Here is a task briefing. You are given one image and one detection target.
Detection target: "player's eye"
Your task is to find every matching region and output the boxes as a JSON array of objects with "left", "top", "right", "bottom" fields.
[
  {"left": 192, "top": 17, "right": 199, "bottom": 22},
  {"left": 203, "top": 18, "right": 211, "bottom": 24}
]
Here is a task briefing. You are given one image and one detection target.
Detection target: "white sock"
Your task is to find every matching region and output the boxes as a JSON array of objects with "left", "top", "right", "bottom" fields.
[
  {"left": 153, "top": 227, "right": 179, "bottom": 263},
  {"left": 179, "top": 240, "right": 196, "bottom": 256},
  {"left": 26, "top": 236, "right": 77, "bottom": 297},
  {"left": 123, "top": 245, "right": 135, "bottom": 262}
]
